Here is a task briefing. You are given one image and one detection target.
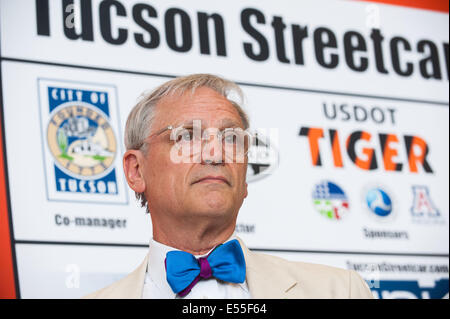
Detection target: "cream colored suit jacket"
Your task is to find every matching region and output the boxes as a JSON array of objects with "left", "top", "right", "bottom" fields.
[{"left": 84, "top": 238, "right": 373, "bottom": 299}]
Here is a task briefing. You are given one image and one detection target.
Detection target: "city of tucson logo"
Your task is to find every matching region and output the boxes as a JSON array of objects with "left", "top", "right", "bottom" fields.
[{"left": 38, "top": 79, "right": 127, "bottom": 204}]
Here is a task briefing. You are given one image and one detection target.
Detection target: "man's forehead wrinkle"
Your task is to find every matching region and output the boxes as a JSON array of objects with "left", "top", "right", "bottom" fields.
[
  {"left": 176, "top": 118, "right": 242, "bottom": 129},
  {"left": 150, "top": 88, "right": 244, "bottom": 134},
  {"left": 183, "top": 96, "right": 244, "bottom": 128}
]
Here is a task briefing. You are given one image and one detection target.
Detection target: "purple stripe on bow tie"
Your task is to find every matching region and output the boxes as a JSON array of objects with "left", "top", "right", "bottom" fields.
[{"left": 178, "top": 257, "right": 212, "bottom": 297}]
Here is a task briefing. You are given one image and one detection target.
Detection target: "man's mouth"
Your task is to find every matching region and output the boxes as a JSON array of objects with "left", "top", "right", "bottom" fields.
[{"left": 193, "top": 176, "right": 230, "bottom": 186}]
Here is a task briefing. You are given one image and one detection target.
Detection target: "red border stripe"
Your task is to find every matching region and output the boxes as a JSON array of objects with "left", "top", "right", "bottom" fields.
[
  {"left": 355, "top": 0, "right": 449, "bottom": 13},
  {"left": 0, "top": 110, "right": 16, "bottom": 299}
]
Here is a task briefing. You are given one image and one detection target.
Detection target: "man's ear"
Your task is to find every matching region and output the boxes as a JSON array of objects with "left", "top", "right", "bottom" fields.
[{"left": 123, "top": 150, "right": 146, "bottom": 193}]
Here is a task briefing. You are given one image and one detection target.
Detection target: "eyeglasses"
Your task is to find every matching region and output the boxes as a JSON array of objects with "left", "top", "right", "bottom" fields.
[{"left": 145, "top": 121, "right": 253, "bottom": 163}]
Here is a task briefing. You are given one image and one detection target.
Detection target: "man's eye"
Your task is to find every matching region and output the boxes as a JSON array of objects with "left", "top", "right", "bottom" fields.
[
  {"left": 177, "top": 130, "right": 193, "bottom": 142},
  {"left": 224, "top": 134, "right": 236, "bottom": 144}
]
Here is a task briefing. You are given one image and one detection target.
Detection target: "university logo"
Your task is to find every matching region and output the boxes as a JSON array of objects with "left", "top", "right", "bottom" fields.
[
  {"left": 364, "top": 187, "right": 394, "bottom": 219},
  {"left": 312, "top": 181, "right": 349, "bottom": 220},
  {"left": 38, "top": 79, "right": 127, "bottom": 204},
  {"left": 410, "top": 185, "right": 441, "bottom": 223}
]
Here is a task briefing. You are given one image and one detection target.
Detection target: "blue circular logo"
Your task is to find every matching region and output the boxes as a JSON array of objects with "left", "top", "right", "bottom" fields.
[{"left": 365, "top": 188, "right": 393, "bottom": 217}]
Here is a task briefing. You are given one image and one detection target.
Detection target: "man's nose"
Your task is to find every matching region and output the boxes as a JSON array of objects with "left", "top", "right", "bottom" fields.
[{"left": 200, "top": 133, "right": 224, "bottom": 165}]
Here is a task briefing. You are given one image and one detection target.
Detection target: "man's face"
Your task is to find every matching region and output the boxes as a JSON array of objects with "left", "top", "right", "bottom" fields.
[{"left": 141, "top": 87, "right": 248, "bottom": 222}]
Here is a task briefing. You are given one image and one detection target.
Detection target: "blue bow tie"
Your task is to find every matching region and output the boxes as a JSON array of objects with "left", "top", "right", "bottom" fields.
[{"left": 165, "top": 239, "right": 246, "bottom": 297}]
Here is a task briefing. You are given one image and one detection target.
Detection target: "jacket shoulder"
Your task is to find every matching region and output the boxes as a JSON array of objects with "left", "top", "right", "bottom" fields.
[
  {"left": 82, "top": 276, "right": 129, "bottom": 299},
  {"left": 82, "top": 254, "right": 149, "bottom": 299},
  {"left": 249, "top": 251, "right": 373, "bottom": 299}
]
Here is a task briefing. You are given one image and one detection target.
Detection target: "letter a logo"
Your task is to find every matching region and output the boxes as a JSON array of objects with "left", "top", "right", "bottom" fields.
[{"left": 410, "top": 186, "right": 440, "bottom": 218}]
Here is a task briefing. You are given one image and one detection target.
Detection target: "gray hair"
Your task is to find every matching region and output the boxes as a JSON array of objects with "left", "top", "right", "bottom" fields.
[{"left": 124, "top": 73, "right": 250, "bottom": 211}]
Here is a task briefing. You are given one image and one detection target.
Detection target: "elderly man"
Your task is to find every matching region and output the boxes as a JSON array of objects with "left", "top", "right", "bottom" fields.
[{"left": 85, "top": 74, "right": 373, "bottom": 299}]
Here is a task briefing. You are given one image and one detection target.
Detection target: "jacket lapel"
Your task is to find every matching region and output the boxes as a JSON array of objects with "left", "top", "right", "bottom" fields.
[
  {"left": 237, "top": 237, "right": 299, "bottom": 299},
  {"left": 108, "top": 253, "right": 149, "bottom": 299}
]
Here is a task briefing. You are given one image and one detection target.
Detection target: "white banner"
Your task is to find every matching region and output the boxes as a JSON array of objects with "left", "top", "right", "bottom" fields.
[{"left": 0, "top": 0, "right": 448, "bottom": 298}]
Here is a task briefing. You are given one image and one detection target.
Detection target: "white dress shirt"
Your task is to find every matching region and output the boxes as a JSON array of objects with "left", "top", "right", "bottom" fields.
[{"left": 142, "top": 234, "right": 251, "bottom": 299}]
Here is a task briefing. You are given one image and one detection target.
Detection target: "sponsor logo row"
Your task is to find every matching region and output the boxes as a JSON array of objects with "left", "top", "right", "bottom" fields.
[{"left": 312, "top": 181, "right": 443, "bottom": 225}]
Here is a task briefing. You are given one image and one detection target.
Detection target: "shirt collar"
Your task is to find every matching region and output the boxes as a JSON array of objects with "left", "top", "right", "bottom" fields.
[{"left": 146, "top": 232, "right": 249, "bottom": 297}]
